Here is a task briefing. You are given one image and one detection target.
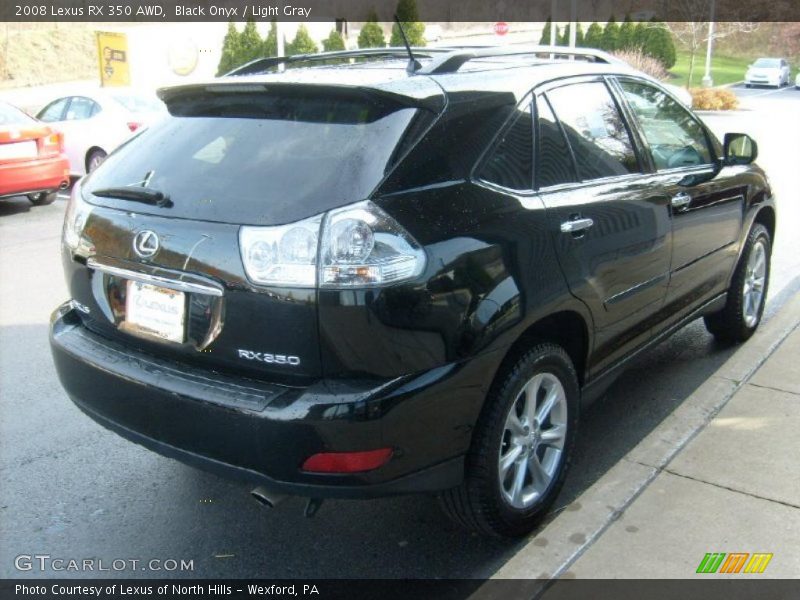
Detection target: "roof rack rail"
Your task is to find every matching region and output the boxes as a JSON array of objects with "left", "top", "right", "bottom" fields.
[
  {"left": 224, "top": 47, "right": 451, "bottom": 77},
  {"left": 417, "top": 45, "right": 618, "bottom": 75}
]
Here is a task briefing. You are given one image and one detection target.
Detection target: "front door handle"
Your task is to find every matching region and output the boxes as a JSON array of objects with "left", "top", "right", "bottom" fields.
[
  {"left": 671, "top": 192, "right": 692, "bottom": 211},
  {"left": 560, "top": 217, "right": 594, "bottom": 234}
]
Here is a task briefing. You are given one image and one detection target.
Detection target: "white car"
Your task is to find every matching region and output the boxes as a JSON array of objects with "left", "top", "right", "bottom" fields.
[
  {"left": 796, "top": 72, "right": 800, "bottom": 89},
  {"left": 745, "top": 58, "right": 791, "bottom": 88},
  {"left": 35, "top": 90, "right": 165, "bottom": 175}
]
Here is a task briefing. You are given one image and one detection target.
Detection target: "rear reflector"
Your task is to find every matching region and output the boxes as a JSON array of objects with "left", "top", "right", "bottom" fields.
[
  {"left": 127, "top": 122, "right": 141, "bottom": 132},
  {"left": 301, "top": 448, "right": 393, "bottom": 474}
]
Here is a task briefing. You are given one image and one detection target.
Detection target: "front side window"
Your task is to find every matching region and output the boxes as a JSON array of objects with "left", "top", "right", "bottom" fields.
[
  {"left": 619, "top": 80, "right": 712, "bottom": 171},
  {"left": 479, "top": 103, "right": 533, "bottom": 191},
  {"left": 546, "top": 81, "right": 640, "bottom": 181},
  {"left": 37, "top": 98, "right": 68, "bottom": 122}
]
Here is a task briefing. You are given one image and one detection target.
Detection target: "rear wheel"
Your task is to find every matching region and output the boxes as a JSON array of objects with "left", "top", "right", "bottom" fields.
[
  {"left": 439, "top": 343, "right": 579, "bottom": 537},
  {"left": 27, "top": 191, "right": 58, "bottom": 206},
  {"left": 86, "top": 149, "right": 107, "bottom": 172},
  {"left": 704, "top": 223, "right": 770, "bottom": 343}
]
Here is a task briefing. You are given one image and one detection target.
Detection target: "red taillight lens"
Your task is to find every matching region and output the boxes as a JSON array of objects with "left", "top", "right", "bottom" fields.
[
  {"left": 301, "top": 448, "right": 393, "bottom": 473},
  {"left": 41, "top": 132, "right": 64, "bottom": 155},
  {"left": 127, "top": 122, "right": 141, "bottom": 132}
]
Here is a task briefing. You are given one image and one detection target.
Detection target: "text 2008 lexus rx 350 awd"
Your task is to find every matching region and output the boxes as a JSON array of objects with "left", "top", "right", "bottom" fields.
[{"left": 50, "top": 47, "right": 775, "bottom": 537}]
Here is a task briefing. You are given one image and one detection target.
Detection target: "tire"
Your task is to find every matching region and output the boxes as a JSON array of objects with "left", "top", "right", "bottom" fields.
[
  {"left": 704, "top": 223, "right": 770, "bottom": 343},
  {"left": 439, "top": 343, "right": 579, "bottom": 537},
  {"left": 86, "top": 149, "right": 107, "bottom": 172},
  {"left": 27, "top": 191, "right": 58, "bottom": 206}
]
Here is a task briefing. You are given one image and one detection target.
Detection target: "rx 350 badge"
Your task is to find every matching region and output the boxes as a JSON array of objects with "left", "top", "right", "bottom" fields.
[{"left": 237, "top": 349, "right": 300, "bottom": 366}]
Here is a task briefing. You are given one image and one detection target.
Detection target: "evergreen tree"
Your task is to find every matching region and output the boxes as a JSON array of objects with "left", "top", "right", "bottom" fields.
[
  {"left": 358, "top": 10, "right": 386, "bottom": 48},
  {"left": 602, "top": 16, "right": 620, "bottom": 52},
  {"left": 263, "top": 20, "right": 278, "bottom": 57},
  {"left": 390, "top": 0, "right": 426, "bottom": 47},
  {"left": 644, "top": 20, "right": 676, "bottom": 68},
  {"left": 217, "top": 22, "right": 241, "bottom": 76},
  {"left": 618, "top": 14, "right": 636, "bottom": 51},
  {"left": 539, "top": 18, "right": 553, "bottom": 45},
  {"left": 322, "top": 29, "right": 346, "bottom": 52},
  {"left": 287, "top": 24, "right": 318, "bottom": 56},
  {"left": 558, "top": 24, "right": 569, "bottom": 45},
  {"left": 584, "top": 22, "right": 603, "bottom": 49},
  {"left": 632, "top": 21, "right": 647, "bottom": 50},
  {"left": 575, "top": 23, "right": 585, "bottom": 47},
  {"left": 238, "top": 20, "right": 263, "bottom": 64}
]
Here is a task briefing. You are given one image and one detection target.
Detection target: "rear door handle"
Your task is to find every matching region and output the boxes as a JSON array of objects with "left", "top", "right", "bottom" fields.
[
  {"left": 671, "top": 192, "right": 692, "bottom": 211},
  {"left": 560, "top": 217, "right": 594, "bottom": 234}
]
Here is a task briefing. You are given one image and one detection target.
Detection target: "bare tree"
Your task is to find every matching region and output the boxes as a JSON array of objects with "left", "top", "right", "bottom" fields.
[{"left": 666, "top": 0, "right": 758, "bottom": 87}]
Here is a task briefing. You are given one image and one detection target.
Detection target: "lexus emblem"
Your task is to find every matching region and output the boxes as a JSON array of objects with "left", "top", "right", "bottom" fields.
[{"left": 133, "top": 230, "right": 160, "bottom": 258}]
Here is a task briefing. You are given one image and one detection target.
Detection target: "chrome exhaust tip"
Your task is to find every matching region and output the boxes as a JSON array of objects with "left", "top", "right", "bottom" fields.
[
  {"left": 59, "top": 181, "right": 69, "bottom": 190},
  {"left": 251, "top": 486, "right": 287, "bottom": 509}
]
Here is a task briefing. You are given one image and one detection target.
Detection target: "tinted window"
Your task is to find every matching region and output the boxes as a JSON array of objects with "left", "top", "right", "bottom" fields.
[
  {"left": 0, "top": 103, "right": 35, "bottom": 126},
  {"left": 66, "top": 97, "right": 98, "bottom": 120},
  {"left": 535, "top": 96, "right": 577, "bottom": 188},
  {"left": 37, "top": 98, "right": 68, "bottom": 122},
  {"left": 479, "top": 103, "right": 533, "bottom": 190},
  {"left": 547, "top": 82, "right": 639, "bottom": 181},
  {"left": 619, "top": 80, "right": 712, "bottom": 170},
  {"left": 84, "top": 90, "right": 431, "bottom": 225}
]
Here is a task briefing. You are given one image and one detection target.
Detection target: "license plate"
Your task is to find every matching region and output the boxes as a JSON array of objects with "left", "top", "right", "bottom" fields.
[
  {"left": 0, "top": 140, "right": 37, "bottom": 160},
  {"left": 124, "top": 281, "right": 185, "bottom": 343}
]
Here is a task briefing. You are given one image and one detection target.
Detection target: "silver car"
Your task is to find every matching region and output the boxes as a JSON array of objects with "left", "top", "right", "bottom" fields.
[{"left": 745, "top": 57, "right": 791, "bottom": 88}]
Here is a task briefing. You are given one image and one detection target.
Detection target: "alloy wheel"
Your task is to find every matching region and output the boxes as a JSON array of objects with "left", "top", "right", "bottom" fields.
[
  {"left": 498, "top": 373, "right": 567, "bottom": 509},
  {"left": 742, "top": 239, "right": 767, "bottom": 327}
]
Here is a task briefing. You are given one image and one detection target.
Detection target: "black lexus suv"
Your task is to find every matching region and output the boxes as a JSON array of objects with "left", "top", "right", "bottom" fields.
[{"left": 50, "top": 46, "right": 775, "bottom": 537}]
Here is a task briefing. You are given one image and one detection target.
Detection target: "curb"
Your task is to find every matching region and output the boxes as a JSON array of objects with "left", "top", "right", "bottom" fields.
[{"left": 478, "top": 291, "right": 800, "bottom": 588}]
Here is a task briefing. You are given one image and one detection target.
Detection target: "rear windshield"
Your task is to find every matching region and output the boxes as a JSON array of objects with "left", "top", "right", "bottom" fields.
[
  {"left": 0, "top": 103, "right": 35, "bottom": 126},
  {"left": 83, "top": 88, "right": 432, "bottom": 225}
]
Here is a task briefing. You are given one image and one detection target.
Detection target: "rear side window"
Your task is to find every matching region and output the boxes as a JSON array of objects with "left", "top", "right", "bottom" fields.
[
  {"left": 535, "top": 96, "right": 577, "bottom": 188},
  {"left": 479, "top": 103, "right": 533, "bottom": 191},
  {"left": 84, "top": 89, "right": 432, "bottom": 225},
  {"left": 619, "top": 80, "right": 712, "bottom": 170},
  {"left": 546, "top": 82, "right": 640, "bottom": 181},
  {"left": 66, "top": 97, "right": 98, "bottom": 121}
]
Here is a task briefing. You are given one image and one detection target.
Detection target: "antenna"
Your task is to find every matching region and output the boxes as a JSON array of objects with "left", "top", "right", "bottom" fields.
[{"left": 394, "top": 15, "right": 421, "bottom": 74}]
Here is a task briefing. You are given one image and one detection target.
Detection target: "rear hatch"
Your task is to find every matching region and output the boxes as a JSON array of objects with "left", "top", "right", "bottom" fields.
[{"left": 66, "top": 80, "right": 440, "bottom": 383}]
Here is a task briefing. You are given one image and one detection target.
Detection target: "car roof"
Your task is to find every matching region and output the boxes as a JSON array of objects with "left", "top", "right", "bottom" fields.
[{"left": 160, "top": 53, "right": 644, "bottom": 107}]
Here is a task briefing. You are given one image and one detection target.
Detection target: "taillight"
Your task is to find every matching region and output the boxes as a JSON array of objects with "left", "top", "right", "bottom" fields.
[
  {"left": 239, "top": 201, "right": 426, "bottom": 289},
  {"left": 41, "top": 132, "right": 63, "bottom": 156},
  {"left": 127, "top": 122, "right": 141, "bottom": 132},
  {"left": 62, "top": 179, "right": 93, "bottom": 256},
  {"left": 301, "top": 448, "right": 393, "bottom": 473}
]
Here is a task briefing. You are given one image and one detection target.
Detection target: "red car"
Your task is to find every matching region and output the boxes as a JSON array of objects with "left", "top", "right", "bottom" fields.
[{"left": 0, "top": 101, "right": 70, "bottom": 205}]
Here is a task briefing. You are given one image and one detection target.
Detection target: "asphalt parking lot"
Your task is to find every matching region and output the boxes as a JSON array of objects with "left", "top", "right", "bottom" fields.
[{"left": 0, "top": 86, "right": 798, "bottom": 579}]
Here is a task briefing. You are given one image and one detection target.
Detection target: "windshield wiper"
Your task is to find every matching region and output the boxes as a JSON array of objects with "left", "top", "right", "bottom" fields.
[{"left": 90, "top": 186, "right": 172, "bottom": 207}]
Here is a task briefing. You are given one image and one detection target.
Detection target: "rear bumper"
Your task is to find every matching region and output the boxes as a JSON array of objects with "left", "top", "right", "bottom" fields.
[
  {"left": 0, "top": 155, "right": 70, "bottom": 198},
  {"left": 50, "top": 303, "right": 497, "bottom": 498}
]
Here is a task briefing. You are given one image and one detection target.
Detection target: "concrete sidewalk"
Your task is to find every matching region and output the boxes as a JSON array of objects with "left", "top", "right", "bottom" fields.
[
  {"left": 490, "top": 292, "right": 800, "bottom": 582},
  {"left": 567, "top": 322, "right": 800, "bottom": 578}
]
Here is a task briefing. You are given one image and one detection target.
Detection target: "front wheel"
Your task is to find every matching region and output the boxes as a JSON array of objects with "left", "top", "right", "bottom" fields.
[
  {"left": 439, "top": 343, "right": 579, "bottom": 537},
  {"left": 704, "top": 223, "right": 771, "bottom": 343}
]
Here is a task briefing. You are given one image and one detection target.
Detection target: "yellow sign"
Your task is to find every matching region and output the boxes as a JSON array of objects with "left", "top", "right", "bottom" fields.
[{"left": 96, "top": 31, "right": 130, "bottom": 87}]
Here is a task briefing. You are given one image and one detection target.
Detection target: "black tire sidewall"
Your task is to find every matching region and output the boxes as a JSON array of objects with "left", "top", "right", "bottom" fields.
[{"left": 472, "top": 345, "right": 579, "bottom": 535}]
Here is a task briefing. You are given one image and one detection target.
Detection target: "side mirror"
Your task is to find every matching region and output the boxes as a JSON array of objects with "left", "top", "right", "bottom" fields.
[{"left": 723, "top": 132, "right": 757, "bottom": 166}]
